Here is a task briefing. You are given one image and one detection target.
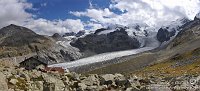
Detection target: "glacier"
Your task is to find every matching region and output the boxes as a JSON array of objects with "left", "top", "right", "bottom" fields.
[
  {"left": 49, "top": 47, "right": 156, "bottom": 69},
  {"left": 49, "top": 33, "right": 160, "bottom": 69}
]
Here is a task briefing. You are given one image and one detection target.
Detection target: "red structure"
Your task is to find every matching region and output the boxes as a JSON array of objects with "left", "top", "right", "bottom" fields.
[{"left": 44, "top": 67, "right": 65, "bottom": 74}]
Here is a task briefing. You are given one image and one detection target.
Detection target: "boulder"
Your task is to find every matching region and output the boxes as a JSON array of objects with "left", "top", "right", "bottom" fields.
[
  {"left": 101, "top": 74, "right": 115, "bottom": 81},
  {"left": 20, "top": 73, "right": 30, "bottom": 82},
  {"left": 78, "top": 83, "right": 87, "bottom": 90},
  {"left": 86, "top": 86, "right": 98, "bottom": 90},
  {"left": 9, "top": 79, "right": 18, "bottom": 85},
  {"left": 97, "top": 85, "right": 107, "bottom": 91},
  {"left": 100, "top": 74, "right": 115, "bottom": 85},
  {"left": 81, "top": 75, "right": 100, "bottom": 86},
  {"left": 28, "top": 81, "right": 43, "bottom": 91},
  {"left": 0, "top": 72, "right": 8, "bottom": 90},
  {"left": 42, "top": 73, "right": 65, "bottom": 91}
]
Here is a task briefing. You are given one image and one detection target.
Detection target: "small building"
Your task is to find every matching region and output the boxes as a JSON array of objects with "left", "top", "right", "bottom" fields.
[
  {"left": 44, "top": 67, "right": 65, "bottom": 74},
  {"left": 19, "top": 55, "right": 48, "bottom": 70}
]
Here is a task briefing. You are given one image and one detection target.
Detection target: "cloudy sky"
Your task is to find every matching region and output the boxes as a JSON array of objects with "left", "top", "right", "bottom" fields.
[{"left": 0, "top": 0, "right": 200, "bottom": 35}]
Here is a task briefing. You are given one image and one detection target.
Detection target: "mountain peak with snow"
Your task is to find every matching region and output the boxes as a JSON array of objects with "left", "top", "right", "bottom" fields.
[{"left": 194, "top": 12, "right": 200, "bottom": 20}]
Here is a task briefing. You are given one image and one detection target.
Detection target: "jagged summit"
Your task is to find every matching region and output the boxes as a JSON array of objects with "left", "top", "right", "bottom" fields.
[{"left": 63, "top": 30, "right": 86, "bottom": 37}]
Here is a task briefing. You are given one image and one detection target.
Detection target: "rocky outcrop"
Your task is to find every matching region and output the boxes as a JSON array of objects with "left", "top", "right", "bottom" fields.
[
  {"left": 52, "top": 33, "right": 65, "bottom": 41},
  {"left": 63, "top": 30, "right": 85, "bottom": 37},
  {"left": 71, "top": 29, "right": 140, "bottom": 55},
  {"left": 76, "top": 30, "right": 85, "bottom": 37},
  {"left": 156, "top": 27, "right": 176, "bottom": 43},
  {"left": 0, "top": 24, "right": 82, "bottom": 64},
  {"left": 156, "top": 18, "right": 190, "bottom": 43},
  {"left": 94, "top": 28, "right": 108, "bottom": 34},
  {"left": 194, "top": 12, "right": 200, "bottom": 20},
  {"left": 63, "top": 32, "right": 76, "bottom": 37}
]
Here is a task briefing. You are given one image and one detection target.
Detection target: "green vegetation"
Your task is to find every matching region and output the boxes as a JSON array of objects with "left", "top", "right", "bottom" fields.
[{"left": 132, "top": 48, "right": 200, "bottom": 78}]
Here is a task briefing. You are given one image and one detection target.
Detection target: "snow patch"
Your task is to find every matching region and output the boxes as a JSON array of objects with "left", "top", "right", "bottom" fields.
[{"left": 97, "top": 29, "right": 116, "bottom": 35}]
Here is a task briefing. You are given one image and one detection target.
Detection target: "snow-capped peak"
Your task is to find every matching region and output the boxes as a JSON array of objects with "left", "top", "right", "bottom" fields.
[
  {"left": 107, "top": 24, "right": 126, "bottom": 30},
  {"left": 161, "top": 18, "right": 190, "bottom": 32},
  {"left": 195, "top": 12, "right": 200, "bottom": 19},
  {"left": 96, "top": 23, "right": 150, "bottom": 37}
]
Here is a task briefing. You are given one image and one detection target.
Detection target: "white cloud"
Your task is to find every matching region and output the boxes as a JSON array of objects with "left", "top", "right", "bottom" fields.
[
  {"left": 25, "top": 19, "right": 84, "bottom": 35},
  {"left": 72, "top": 0, "right": 200, "bottom": 31},
  {"left": 85, "top": 22, "right": 103, "bottom": 31},
  {"left": 0, "top": 0, "right": 32, "bottom": 28},
  {"left": 89, "top": 0, "right": 93, "bottom": 9},
  {"left": 0, "top": 0, "right": 200, "bottom": 35},
  {"left": 70, "top": 8, "right": 116, "bottom": 23},
  {"left": 0, "top": 0, "right": 85, "bottom": 35}
]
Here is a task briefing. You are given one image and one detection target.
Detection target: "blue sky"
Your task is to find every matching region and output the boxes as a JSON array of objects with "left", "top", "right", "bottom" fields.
[{"left": 27, "top": 0, "right": 111, "bottom": 21}]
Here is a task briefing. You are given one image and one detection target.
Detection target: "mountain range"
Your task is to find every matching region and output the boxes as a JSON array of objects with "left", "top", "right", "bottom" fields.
[
  {"left": 85, "top": 14, "right": 200, "bottom": 78},
  {"left": 0, "top": 13, "right": 200, "bottom": 78}
]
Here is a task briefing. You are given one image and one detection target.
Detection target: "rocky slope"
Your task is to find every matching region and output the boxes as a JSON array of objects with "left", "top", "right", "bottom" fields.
[
  {"left": 0, "top": 24, "right": 52, "bottom": 58},
  {"left": 0, "top": 24, "right": 82, "bottom": 64},
  {"left": 0, "top": 62, "right": 200, "bottom": 91}
]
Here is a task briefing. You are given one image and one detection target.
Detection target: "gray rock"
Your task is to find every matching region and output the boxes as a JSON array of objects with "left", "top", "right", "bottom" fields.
[
  {"left": 97, "top": 85, "right": 107, "bottom": 91},
  {"left": 100, "top": 74, "right": 115, "bottom": 86},
  {"left": 101, "top": 74, "right": 115, "bottom": 81},
  {"left": 78, "top": 83, "right": 87, "bottom": 90},
  {"left": 9, "top": 79, "right": 18, "bottom": 85},
  {"left": 81, "top": 75, "right": 100, "bottom": 86},
  {"left": 43, "top": 73, "right": 65, "bottom": 91},
  {"left": 0, "top": 72, "right": 8, "bottom": 90},
  {"left": 156, "top": 27, "right": 176, "bottom": 43},
  {"left": 28, "top": 81, "right": 43, "bottom": 91}
]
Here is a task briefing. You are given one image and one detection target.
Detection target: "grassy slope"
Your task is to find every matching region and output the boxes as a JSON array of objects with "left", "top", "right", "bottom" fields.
[{"left": 133, "top": 46, "right": 200, "bottom": 78}]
